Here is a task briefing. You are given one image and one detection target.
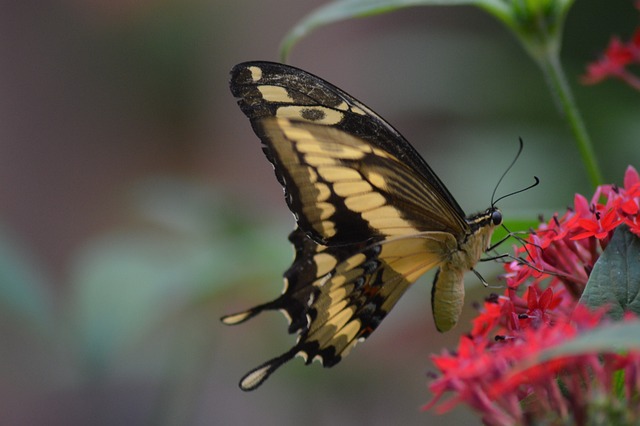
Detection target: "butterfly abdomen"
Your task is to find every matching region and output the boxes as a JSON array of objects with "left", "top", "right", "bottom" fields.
[
  {"left": 431, "top": 207, "right": 502, "bottom": 331},
  {"left": 431, "top": 266, "right": 466, "bottom": 332}
]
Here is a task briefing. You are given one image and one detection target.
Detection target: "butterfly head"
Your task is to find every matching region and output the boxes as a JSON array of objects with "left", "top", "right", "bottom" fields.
[{"left": 466, "top": 207, "right": 502, "bottom": 233}]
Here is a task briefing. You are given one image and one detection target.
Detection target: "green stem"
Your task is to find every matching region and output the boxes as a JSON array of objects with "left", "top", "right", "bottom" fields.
[{"left": 536, "top": 49, "right": 604, "bottom": 188}]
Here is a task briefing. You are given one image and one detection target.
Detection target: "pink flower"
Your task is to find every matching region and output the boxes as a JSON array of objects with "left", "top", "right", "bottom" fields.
[
  {"left": 582, "top": 37, "right": 634, "bottom": 84},
  {"left": 582, "top": 11, "right": 640, "bottom": 90}
]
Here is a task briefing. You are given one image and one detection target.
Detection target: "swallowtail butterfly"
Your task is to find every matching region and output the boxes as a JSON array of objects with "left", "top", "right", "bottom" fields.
[{"left": 222, "top": 62, "right": 503, "bottom": 391}]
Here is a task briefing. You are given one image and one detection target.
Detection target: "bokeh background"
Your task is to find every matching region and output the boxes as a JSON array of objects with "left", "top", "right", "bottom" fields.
[{"left": 1, "top": 0, "right": 638, "bottom": 424}]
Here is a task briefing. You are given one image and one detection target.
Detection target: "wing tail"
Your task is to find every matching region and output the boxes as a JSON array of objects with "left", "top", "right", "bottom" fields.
[
  {"left": 239, "top": 346, "right": 299, "bottom": 391},
  {"left": 220, "top": 299, "right": 279, "bottom": 326}
]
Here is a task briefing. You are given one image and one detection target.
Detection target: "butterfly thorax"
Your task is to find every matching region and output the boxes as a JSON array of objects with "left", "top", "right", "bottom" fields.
[{"left": 457, "top": 207, "right": 502, "bottom": 269}]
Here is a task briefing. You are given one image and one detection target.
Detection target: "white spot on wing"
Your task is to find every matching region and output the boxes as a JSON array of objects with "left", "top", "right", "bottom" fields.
[
  {"left": 248, "top": 66, "right": 262, "bottom": 82},
  {"left": 258, "top": 85, "right": 293, "bottom": 102},
  {"left": 240, "top": 365, "right": 271, "bottom": 391},
  {"left": 220, "top": 311, "right": 252, "bottom": 325}
]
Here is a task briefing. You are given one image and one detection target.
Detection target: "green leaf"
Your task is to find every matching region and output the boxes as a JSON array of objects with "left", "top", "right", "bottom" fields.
[
  {"left": 491, "top": 216, "right": 539, "bottom": 246},
  {"left": 579, "top": 225, "right": 640, "bottom": 319},
  {"left": 280, "top": 0, "right": 506, "bottom": 60},
  {"left": 536, "top": 320, "right": 640, "bottom": 362},
  {"left": 506, "top": 321, "right": 640, "bottom": 379}
]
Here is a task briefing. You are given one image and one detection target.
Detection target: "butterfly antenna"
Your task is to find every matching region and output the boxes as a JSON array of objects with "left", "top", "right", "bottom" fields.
[
  {"left": 490, "top": 138, "right": 540, "bottom": 207},
  {"left": 491, "top": 138, "right": 523, "bottom": 206},
  {"left": 493, "top": 176, "right": 540, "bottom": 207}
]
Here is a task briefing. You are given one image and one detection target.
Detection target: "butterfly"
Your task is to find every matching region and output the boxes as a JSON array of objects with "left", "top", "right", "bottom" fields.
[{"left": 222, "top": 61, "right": 504, "bottom": 391}]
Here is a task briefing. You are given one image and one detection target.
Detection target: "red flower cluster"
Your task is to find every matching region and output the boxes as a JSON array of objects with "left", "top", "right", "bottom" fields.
[
  {"left": 582, "top": 11, "right": 640, "bottom": 90},
  {"left": 507, "top": 165, "right": 640, "bottom": 294},
  {"left": 426, "top": 167, "right": 640, "bottom": 425}
]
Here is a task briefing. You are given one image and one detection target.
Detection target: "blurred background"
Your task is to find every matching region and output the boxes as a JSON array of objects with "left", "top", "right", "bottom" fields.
[{"left": 1, "top": 0, "right": 638, "bottom": 424}]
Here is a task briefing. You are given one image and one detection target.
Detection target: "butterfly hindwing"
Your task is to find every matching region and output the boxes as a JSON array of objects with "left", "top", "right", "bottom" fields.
[
  {"left": 236, "top": 231, "right": 458, "bottom": 391},
  {"left": 221, "top": 227, "right": 368, "bottom": 334}
]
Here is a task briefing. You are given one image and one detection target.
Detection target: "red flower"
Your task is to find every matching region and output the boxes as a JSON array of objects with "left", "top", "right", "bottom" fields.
[
  {"left": 426, "top": 167, "right": 640, "bottom": 425},
  {"left": 470, "top": 294, "right": 508, "bottom": 338},
  {"left": 570, "top": 208, "right": 623, "bottom": 240},
  {"left": 428, "top": 305, "right": 640, "bottom": 425},
  {"left": 582, "top": 13, "right": 640, "bottom": 90},
  {"left": 582, "top": 37, "right": 634, "bottom": 84},
  {"left": 505, "top": 166, "right": 640, "bottom": 295},
  {"left": 620, "top": 166, "right": 640, "bottom": 236},
  {"left": 521, "top": 286, "right": 560, "bottom": 328}
]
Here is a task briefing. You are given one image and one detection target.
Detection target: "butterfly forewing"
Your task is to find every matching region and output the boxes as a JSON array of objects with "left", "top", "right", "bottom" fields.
[{"left": 230, "top": 62, "right": 469, "bottom": 245}]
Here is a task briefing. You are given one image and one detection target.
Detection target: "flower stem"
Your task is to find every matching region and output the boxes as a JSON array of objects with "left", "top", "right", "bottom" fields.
[{"left": 537, "top": 50, "right": 604, "bottom": 188}]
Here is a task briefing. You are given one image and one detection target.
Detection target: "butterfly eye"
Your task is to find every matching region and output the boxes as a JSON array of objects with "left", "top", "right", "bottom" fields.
[{"left": 491, "top": 210, "right": 503, "bottom": 226}]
